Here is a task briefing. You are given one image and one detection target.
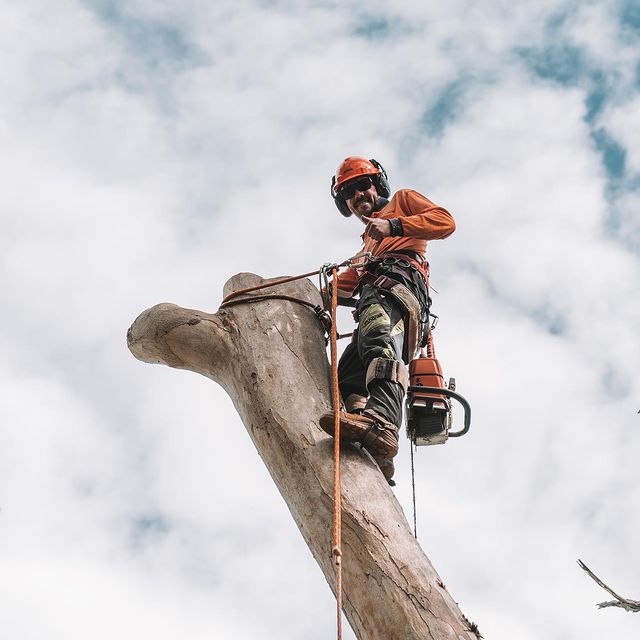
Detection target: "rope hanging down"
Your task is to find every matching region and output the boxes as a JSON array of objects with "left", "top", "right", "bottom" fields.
[
  {"left": 410, "top": 441, "right": 417, "bottom": 538},
  {"left": 219, "top": 256, "right": 370, "bottom": 640},
  {"left": 328, "top": 265, "right": 344, "bottom": 640}
]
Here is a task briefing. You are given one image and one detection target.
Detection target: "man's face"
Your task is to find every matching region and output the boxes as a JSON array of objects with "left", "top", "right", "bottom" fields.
[{"left": 340, "top": 176, "right": 378, "bottom": 219}]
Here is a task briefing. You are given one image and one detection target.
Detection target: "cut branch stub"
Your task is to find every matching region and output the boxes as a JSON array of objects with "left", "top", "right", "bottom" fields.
[
  {"left": 127, "top": 272, "right": 479, "bottom": 640},
  {"left": 126, "top": 302, "right": 233, "bottom": 382}
]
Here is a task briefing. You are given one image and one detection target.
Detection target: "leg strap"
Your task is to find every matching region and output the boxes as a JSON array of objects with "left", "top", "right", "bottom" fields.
[
  {"left": 359, "top": 408, "right": 400, "bottom": 457},
  {"left": 361, "top": 421, "right": 390, "bottom": 449},
  {"left": 365, "top": 357, "right": 409, "bottom": 392},
  {"left": 371, "top": 276, "right": 424, "bottom": 360}
]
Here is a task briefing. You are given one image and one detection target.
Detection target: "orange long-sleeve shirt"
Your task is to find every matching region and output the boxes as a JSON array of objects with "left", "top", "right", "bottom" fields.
[{"left": 336, "top": 189, "right": 455, "bottom": 298}]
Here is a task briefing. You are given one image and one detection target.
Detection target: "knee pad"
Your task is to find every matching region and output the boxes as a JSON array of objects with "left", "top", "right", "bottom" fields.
[{"left": 365, "top": 358, "right": 409, "bottom": 392}]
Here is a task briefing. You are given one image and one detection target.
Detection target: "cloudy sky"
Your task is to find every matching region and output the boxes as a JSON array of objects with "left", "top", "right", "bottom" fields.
[{"left": 1, "top": 1, "right": 639, "bottom": 638}]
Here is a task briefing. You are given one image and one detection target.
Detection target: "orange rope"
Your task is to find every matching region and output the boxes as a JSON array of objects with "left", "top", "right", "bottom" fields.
[
  {"left": 221, "top": 269, "right": 323, "bottom": 305},
  {"left": 219, "top": 252, "right": 369, "bottom": 307},
  {"left": 330, "top": 266, "right": 343, "bottom": 640},
  {"left": 218, "top": 261, "right": 347, "bottom": 638}
]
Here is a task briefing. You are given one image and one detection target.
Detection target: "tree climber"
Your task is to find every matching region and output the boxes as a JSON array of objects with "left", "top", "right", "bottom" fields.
[{"left": 320, "top": 157, "right": 456, "bottom": 484}]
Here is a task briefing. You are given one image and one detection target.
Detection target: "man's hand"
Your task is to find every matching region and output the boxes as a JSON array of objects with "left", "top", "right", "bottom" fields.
[{"left": 362, "top": 216, "right": 392, "bottom": 241}]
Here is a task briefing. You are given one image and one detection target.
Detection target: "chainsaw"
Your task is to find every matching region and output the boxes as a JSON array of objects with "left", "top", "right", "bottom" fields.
[{"left": 406, "top": 330, "right": 471, "bottom": 446}]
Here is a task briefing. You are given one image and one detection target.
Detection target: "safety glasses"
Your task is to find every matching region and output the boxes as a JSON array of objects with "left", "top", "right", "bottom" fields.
[{"left": 339, "top": 176, "right": 373, "bottom": 199}]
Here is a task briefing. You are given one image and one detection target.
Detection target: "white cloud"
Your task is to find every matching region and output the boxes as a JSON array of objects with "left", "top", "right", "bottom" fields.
[
  {"left": 1, "top": 1, "right": 639, "bottom": 639},
  {"left": 566, "top": 2, "right": 640, "bottom": 86}
]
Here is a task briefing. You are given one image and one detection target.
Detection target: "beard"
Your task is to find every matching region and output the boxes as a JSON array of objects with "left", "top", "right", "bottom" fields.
[{"left": 353, "top": 195, "right": 375, "bottom": 216}]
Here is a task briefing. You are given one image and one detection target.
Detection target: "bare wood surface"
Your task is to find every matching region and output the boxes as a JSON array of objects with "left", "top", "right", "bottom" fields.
[
  {"left": 578, "top": 560, "right": 640, "bottom": 613},
  {"left": 127, "top": 272, "right": 480, "bottom": 640}
]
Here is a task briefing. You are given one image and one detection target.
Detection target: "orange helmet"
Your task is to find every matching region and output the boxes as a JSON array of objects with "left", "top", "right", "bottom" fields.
[{"left": 330, "top": 157, "right": 390, "bottom": 216}]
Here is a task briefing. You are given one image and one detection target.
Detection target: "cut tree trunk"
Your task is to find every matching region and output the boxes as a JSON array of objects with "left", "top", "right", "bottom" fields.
[{"left": 127, "top": 272, "right": 479, "bottom": 640}]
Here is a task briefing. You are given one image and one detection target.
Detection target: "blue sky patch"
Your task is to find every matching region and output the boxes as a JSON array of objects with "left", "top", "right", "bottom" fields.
[
  {"left": 517, "top": 42, "right": 617, "bottom": 123},
  {"left": 398, "top": 78, "right": 468, "bottom": 162},
  {"left": 130, "top": 514, "right": 170, "bottom": 548},
  {"left": 420, "top": 80, "right": 466, "bottom": 137},
  {"left": 86, "top": 1, "right": 207, "bottom": 71},
  {"left": 353, "top": 15, "right": 411, "bottom": 40},
  {"left": 621, "top": 0, "right": 640, "bottom": 32},
  {"left": 517, "top": 44, "right": 586, "bottom": 86},
  {"left": 591, "top": 128, "right": 627, "bottom": 180},
  {"left": 584, "top": 71, "right": 609, "bottom": 122},
  {"left": 460, "top": 261, "right": 567, "bottom": 337},
  {"left": 517, "top": 36, "right": 635, "bottom": 200},
  {"left": 530, "top": 305, "right": 566, "bottom": 336}
]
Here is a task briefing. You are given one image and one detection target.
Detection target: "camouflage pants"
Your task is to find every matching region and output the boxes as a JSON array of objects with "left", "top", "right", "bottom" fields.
[{"left": 337, "top": 284, "right": 407, "bottom": 428}]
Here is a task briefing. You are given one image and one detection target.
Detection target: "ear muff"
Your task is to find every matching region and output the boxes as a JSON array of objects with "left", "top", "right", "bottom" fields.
[
  {"left": 369, "top": 158, "right": 391, "bottom": 198},
  {"left": 336, "top": 195, "right": 353, "bottom": 217},
  {"left": 331, "top": 176, "right": 353, "bottom": 217}
]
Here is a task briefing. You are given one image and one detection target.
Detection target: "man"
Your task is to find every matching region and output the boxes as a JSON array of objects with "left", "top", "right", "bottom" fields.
[{"left": 320, "top": 157, "right": 456, "bottom": 484}]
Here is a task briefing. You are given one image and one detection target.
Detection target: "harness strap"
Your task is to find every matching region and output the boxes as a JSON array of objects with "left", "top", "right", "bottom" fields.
[
  {"left": 368, "top": 250, "right": 430, "bottom": 278},
  {"left": 359, "top": 273, "right": 425, "bottom": 361},
  {"left": 361, "top": 421, "right": 389, "bottom": 449}
]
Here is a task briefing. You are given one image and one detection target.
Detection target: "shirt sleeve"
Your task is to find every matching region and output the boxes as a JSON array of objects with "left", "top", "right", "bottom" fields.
[{"left": 396, "top": 190, "right": 456, "bottom": 240}]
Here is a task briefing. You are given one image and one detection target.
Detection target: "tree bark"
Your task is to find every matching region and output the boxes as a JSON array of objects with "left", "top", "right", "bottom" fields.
[{"left": 127, "top": 272, "right": 479, "bottom": 640}]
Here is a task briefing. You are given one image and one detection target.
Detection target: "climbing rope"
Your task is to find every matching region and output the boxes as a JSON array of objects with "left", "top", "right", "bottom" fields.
[
  {"left": 219, "top": 257, "right": 370, "bottom": 640},
  {"left": 328, "top": 265, "right": 344, "bottom": 640},
  {"left": 221, "top": 293, "right": 319, "bottom": 313},
  {"left": 221, "top": 268, "right": 325, "bottom": 304},
  {"left": 410, "top": 440, "right": 417, "bottom": 539}
]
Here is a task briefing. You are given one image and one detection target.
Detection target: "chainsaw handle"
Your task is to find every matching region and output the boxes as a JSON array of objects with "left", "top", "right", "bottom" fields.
[{"left": 406, "top": 386, "right": 471, "bottom": 437}]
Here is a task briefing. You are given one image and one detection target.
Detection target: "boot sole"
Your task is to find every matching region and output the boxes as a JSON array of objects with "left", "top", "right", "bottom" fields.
[{"left": 319, "top": 411, "right": 398, "bottom": 459}]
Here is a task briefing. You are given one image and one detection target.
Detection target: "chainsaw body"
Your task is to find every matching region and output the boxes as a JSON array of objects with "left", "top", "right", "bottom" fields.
[{"left": 406, "top": 355, "right": 471, "bottom": 446}]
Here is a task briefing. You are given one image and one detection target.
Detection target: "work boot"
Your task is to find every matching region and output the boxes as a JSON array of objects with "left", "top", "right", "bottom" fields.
[
  {"left": 360, "top": 408, "right": 399, "bottom": 485},
  {"left": 318, "top": 411, "right": 399, "bottom": 461}
]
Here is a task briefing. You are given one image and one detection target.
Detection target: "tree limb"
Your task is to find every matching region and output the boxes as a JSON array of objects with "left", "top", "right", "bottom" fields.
[
  {"left": 577, "top": 559, "right": 640, "bottom": 613},
  {"left": 127, "top": 272, "right": 480, "bottom": 639}
]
